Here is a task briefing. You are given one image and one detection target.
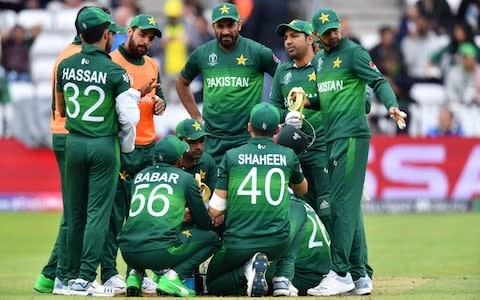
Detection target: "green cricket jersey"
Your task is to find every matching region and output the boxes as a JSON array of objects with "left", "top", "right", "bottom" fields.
[
  {"left": 57, "top": 44, "right": 131, "bottom": 137},
  {"left": 315, "top": 38, "right": 398, "bottom": 142},
  {"left": 181, "top": 36, "right": 279, "bottom": 138},
  {"left": 117, "top": 162, "right": 212, "bottom": 252},
  {"left": 182, "top": 152, "right": 217, "bottom": 193},
  {"left": 216, "top": 136, "right": 304, "bottom": 249},
  {"left": 269, "top": 57, "right": 325, "bottom": 149},
  {"left": 295, "top": 202, "right": 331, "bottom": 278}
]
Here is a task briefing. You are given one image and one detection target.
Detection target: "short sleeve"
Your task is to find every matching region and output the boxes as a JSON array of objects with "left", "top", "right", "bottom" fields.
[{"left": 180, "top": 49, "right": 201, "bottom": 82}]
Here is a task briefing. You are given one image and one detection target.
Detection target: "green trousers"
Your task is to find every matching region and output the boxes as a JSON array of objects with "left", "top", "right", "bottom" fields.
[
  {"left": 207, "top": 240, "right": 289, "bottom": 296},
  {"left": 64, "top": 134, "right": 120, "bottom": 282},
  {"left": 204, "top": 135, "right": 249, "bottom": 166},
  {"left": 299, "top": 145, "right": 330, "bottom": 217},
  {"left": 120, "top": 228, "right": 220, "bottom": 279},
  {"left": 102, "top": 143, "right": 156, "bottom": 282},
  {"left": 327, "top": 137, "right": 370, "bottom": 276},
  {"left": 40, "top": 134, "right": 67, "bottom": 281}
]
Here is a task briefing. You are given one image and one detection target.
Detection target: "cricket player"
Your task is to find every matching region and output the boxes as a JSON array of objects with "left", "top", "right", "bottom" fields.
[
  {"left": 109, "top": 13, "right": 165, "bottom": 294},
  {"left": 206, "top": 103, "right": 307, "bottom": 297},
  {"left": 34, "top": 6, "right": 130, "bottom": 296},
  {"left": 269, "top": 19, "right": 331, "bottom": 229},
  {"left": 56, "top": 7, "right": 140, "bottom": 296},
  {"left": 176, "top": 118, "right": 216, "bottom": 201},
  {"left": 176, "top": 2, "right": 280, "bottom": 165},
  {"left": 117, "top": 135, "right": 219, "bottom": 297},
  {"left": 306, "top": 8, "right": 407, "bottom": 296}
]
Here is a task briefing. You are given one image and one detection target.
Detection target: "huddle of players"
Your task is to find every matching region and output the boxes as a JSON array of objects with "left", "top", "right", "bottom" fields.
[{"left": 33, "top": 1, "right": 408, "bottom": 297}]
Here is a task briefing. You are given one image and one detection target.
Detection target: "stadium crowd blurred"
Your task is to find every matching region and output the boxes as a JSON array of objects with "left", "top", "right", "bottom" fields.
[{"left": 0, "top": 0, "right": 479, "bottom": 148}]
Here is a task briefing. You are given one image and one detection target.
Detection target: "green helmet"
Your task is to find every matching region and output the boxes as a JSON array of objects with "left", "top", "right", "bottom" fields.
[{"left": 276, "top": 125, "right": 311, "bottom": 154}]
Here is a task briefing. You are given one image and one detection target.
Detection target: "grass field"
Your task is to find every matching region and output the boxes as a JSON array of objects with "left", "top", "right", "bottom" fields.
[{"left": 0, "top": 212, "right": 479, "bottom": 299}]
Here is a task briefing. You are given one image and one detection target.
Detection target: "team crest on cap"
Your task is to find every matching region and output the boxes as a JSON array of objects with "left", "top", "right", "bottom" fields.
[
  {"left": 148, "top": 16, "right": 156, "bottom": 25},
  {"left": 192, "top": 121, "right": 202, "bottom": 131},
  {"left": 219, "top": 4, "right": 230, "bottom": 14},
  {"left": 319, "top": 13, "right": 330, "bottom": 24},
  {"left": 208, "top": 52, "right": 218, "bottom": 66}
]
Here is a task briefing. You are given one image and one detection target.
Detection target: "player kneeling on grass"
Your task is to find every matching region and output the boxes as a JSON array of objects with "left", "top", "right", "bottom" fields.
[
  {"left": 117, "top": 135, "right": 220, "bottom": 297},
  {"left": 206, "top": 103, "right": 308, "bottom": 297}
]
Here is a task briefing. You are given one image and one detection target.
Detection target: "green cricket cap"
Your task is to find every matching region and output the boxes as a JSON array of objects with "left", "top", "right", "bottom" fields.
[
  {"left": 459, "top": 42, "right": 476, "bottom": 58},
  {"left": 276, "top": 19, "right": 313, "bottom": 37},
  {"left": 211, "top": 3, "right": 240, "bottom": 23},
  {"left": 129, "top": 14, "right": 162, "bottom": 38},
  {"left": 311, "top": 8, "right": 341, "bottom": 36},
  {"left": 176, "top": 118, "right": 209, "bottom": 140},
  {"left": 249, "top": 103, "right": 280, "bottom": 132},
  {"left": 155, "top": 135, "right": 189, "bottom": 163},
  {"left": 77, "top": 6, "right": 124, "bottom": 34}
]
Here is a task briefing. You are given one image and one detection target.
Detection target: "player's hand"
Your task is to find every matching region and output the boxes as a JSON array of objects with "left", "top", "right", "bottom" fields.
[
  {"left": 153, "top": 96, "right": 166, "bottom": 115},
  {"left": 212, "top": 215, "right": 224, "bottom": 227},
  {"left": 389, "top": 107, "right": 407, "bottom": 130},
  {"left": 183, "top": 207, "right": 192, "bottom": 223},
  {"left": 138, "top": 78, "right": 160, "bottom": 97},
  {"left": 285, "top": 111, "right": 303, "bottom": 129}
]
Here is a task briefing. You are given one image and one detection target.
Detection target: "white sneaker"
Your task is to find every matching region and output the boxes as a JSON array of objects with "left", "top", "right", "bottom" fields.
[
  {"left": 103, "top": 274, "right": 126, "bottom": 295},
  {"left": 52, "top": 277, "right": 69, "bottom": 295},
  {"left": 141, "top": 276, "right": 158, "bottom": 296},
  {"left": 272, "top": 276, "right": 298, "bottom": 297},
  {"left": 244, "top": 252, "right": 269, "bottom": 297},
  {"left": 351, "top": 275, "right": 372, "bottom": 295},
  {"left": 69, "top": 278, "right": 114, "bottom": 297},
  {"left": 307, "top": 270, "right": 355, "bottom": 296}
]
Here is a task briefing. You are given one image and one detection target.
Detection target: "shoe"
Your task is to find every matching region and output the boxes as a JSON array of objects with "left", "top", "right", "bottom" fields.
[
  {"left": 272, "top": 276, "right": 298, "bottom": 297},
  {"left": 52, "top": 277, "right": 70, "bottom": 295},
  {"left": 350, "top": 275, "right": 372, "bottom": 295},
  {"left": 69, "top": 278, "right": 114, "bottom": 297},
  {"left": 33, "top": 273, "right": 54, "bottom": 293},
  {"left": 126, "top": 270, "right": 142, "bottom": 297},
  {"left": 244, "top": 252, "right": 269, "bottom": 297},
  {"left": 104, "top": 274, "right": 126, "bottom": 295},
  {"left": 156, "top": 273, "right": 195, "bottom": 297},
  {"left": 307, "top": 270, "right": 355, "bottom": 296},
  {"left": 142, "top": 276, "right": 158, "bottom": 296}
]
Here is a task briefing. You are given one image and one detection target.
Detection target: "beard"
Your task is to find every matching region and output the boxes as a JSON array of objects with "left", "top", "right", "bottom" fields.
[
  {"left": 128, "top": 38, "right": 147, "bottom": 58},
  {"left": 217, "top": 33, "right": 238, "bottom": 50},
  {"left": 105, "top": 36, "right": 112, "bottom": 53}
]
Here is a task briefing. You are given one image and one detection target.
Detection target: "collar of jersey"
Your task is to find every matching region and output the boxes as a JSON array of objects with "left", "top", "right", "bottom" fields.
[
  {"left": 118, "top": 44, "right": 145, "bottom": 65},
  {"left": 249, "top": 136, "right": 274, "bottom": 144},
  {"left": 81, "top": 43, "right": 111, "bottom": 57},
  {"left": 288, "top": 60, "right": 313, "bottom": 69}
]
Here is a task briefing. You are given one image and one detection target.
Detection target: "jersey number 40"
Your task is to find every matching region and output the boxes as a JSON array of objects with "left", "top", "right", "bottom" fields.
[{"left": 238, "top": 167, "right": 286, "bottom": 206}]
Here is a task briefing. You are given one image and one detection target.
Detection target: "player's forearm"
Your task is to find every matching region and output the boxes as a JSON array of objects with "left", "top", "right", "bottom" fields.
[
  {"left": 176, "top": 75, "right": 202, "bottom": 120},
  {"left": 291, "top": 178, "right": 308, "bottom": 197},
  {"left": 57, "top": 92, "right": 66, "bottom": 117},
  {"left": 371, "top": 79, "right": 398, "bottom": 110},
  {"left": 115, "top": 88, "right": 141, "bottom": 153}
]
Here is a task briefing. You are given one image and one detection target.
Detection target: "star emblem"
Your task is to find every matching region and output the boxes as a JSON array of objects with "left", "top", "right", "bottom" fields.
[
  {"left": 199, "top": 169, "right": 206, "bottom": 180},
  {"left": 119, "top": 170, "right": 129, "bottom": 181},
  {"left": 182, "top": 230, "right": 192, "bottom": 238},
  {"left": 192, "top": 121, "right": 202, "bottom": 131},
  {"left": 219, "top": 4, "right": 230, "bottom": 14},
  {"left": 308, "top": 71, "right": 316, "bottom": 81},
  {"left": 319, "top": 13, "right": 330, "bottom": 24},
  {"left": 333, "top": 57, "right": 342, "bottom": 68},
  {"left": 147, "top": 16, "right": 156, "bottom": 25},
  {"left": 236, "top": 54, "right": 248, "bottom": 65}
]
